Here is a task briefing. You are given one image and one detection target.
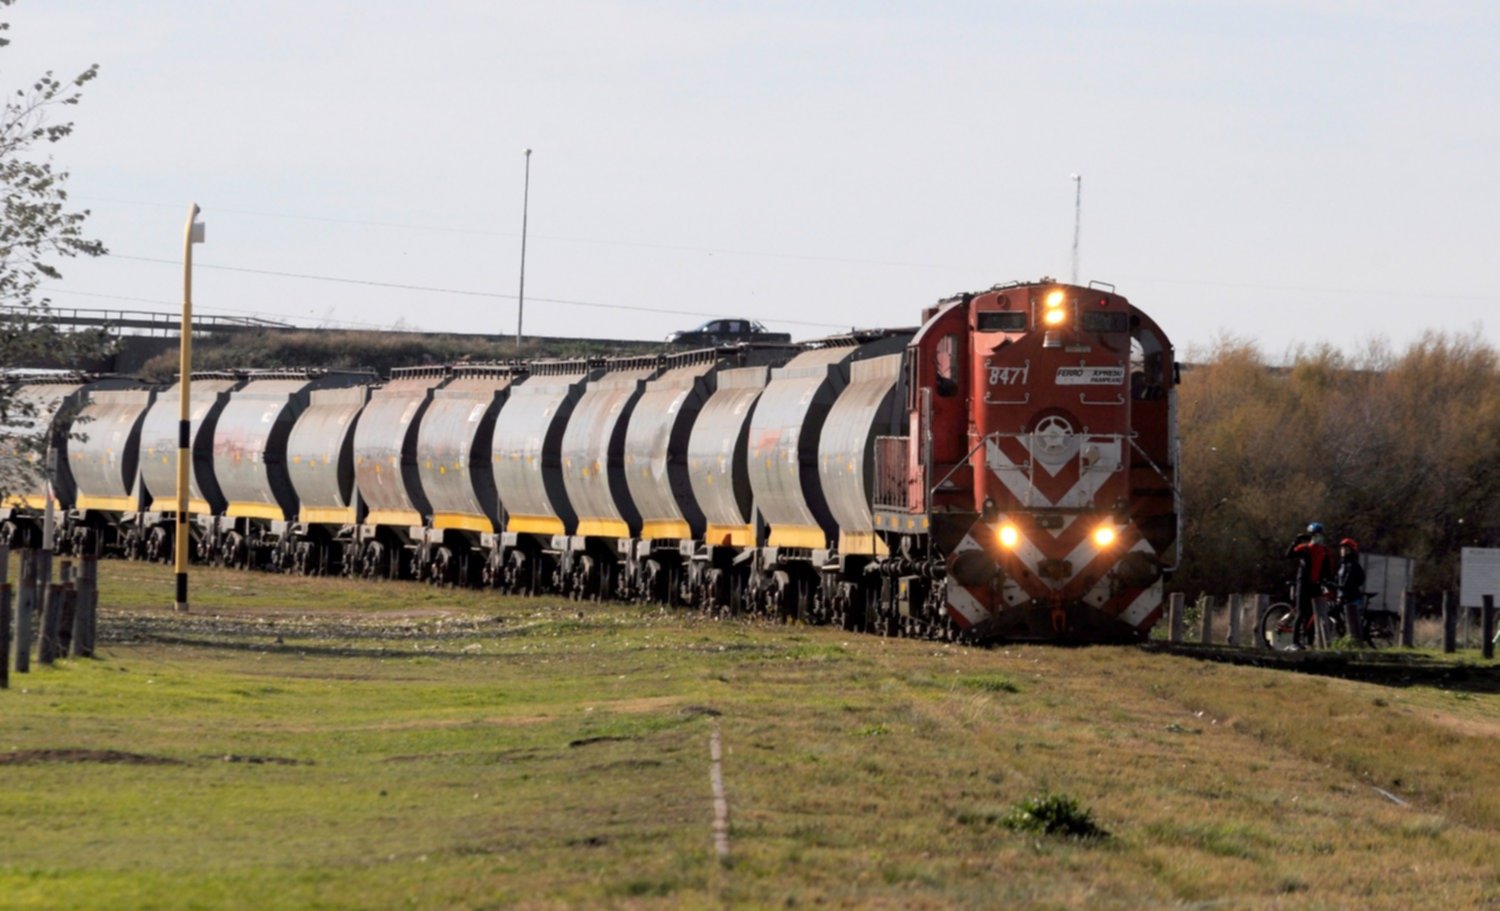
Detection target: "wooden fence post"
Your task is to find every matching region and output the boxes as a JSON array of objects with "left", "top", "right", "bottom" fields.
[
  {"left": 1168, "top": 592, "right": 1185, "bottom": 643},
  {"left": 71, "top": 555, "right": 97, "bottom": 659},
  {"left": 1, "top": 582, "right": 10, "bottom": 689},
  {"left": 1483, "top": 595, "right": 1496, "bottom": 662},
  {"left": 38, "top": 583, "right": 63, "bottom": 666},
  {"left": 1200, "top": 595, "right": 1215, "bottom": 645},
  {"left": 1442, "top": 591, "right": 1457, "bottom": 654},
  {"left": 1227, "top": 594, "right": 1241, "bottom": 646},
  {"left": 84, "top": 555, "right": 98, "bottom": 656},
  {"left": 1344, "top": 600, "right": 1363, "bottom": 645},
  {"left": 1400, "top": 591, "right": 1415, "bottom": 648},
  {"left": 14, "top": 549, "right": 35, "bottom": 674},
  {"left": 1253, "top": 594, "right": 1269, "bottom": 648}
]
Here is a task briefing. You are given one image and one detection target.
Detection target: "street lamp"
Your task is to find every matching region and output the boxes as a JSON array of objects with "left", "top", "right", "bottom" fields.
[
  {"left": 516, "top": 148, "right": 531, "bottom": 351},
  {"left": 174, "top": 203, "right": 205, "bottom": 612}
]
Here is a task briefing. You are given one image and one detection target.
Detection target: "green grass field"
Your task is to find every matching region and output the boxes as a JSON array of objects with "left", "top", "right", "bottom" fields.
[{"left": 3, "top": 561, "right": 1499, "bottom": 909}]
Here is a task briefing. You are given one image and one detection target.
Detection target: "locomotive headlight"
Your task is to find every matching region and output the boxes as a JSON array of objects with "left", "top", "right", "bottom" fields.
[
  {"left": 998, "top": 524, "right": 1020, "bottom": 549},
  {"left": 1042, "top": 289, "right": 1068, "bottom": 327},
  {"left": 1092, "top": 524, "right": 1118, "bottom": 548}
]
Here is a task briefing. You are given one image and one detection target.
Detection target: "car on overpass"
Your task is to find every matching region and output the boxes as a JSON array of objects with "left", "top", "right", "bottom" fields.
[{"left": 666, "top": 318, "right": 791, "bottom": 346}]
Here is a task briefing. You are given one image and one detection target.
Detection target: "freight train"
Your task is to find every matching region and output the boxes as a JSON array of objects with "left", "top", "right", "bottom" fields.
[{"left": 0, "top": 280, "right": 1179, "bottom": 642}]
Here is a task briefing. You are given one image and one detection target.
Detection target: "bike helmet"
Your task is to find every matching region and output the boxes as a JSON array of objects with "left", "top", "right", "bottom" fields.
[
  {"left": 1339, "top": 537, "right": 1359, "bottom": 550},
  {"left": 1306, "top": 522, "right": 1324, "bottom": 534}
]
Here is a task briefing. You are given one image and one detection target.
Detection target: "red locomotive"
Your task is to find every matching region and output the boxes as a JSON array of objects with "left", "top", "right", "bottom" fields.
[{"left": 873, "top": 279, "right": 1179, "bottom": 640}]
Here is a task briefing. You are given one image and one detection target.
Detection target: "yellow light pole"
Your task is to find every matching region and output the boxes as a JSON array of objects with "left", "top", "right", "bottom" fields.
[{"left": 175, "top": 203, "right": 206, "bottom": 612}]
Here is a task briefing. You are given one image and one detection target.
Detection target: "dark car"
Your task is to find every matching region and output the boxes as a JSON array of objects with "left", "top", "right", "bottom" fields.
[{"left": 666, "top": 318, "right": 791, "bottom": 346}]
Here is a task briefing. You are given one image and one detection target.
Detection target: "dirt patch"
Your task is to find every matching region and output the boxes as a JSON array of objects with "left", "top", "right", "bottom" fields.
[
  {"left": 1423, "top": 712, "right": 1500, "bottom": 740},
  {"left": 209, "top": 754, "right": 312, "bottom": 766},
  {"left": 0, "top": 749, "right": 183, "bottom": 766},
  {"left": 589, "top": 695, "right": 682, "bottom": 714},
  {"left": 569, "top": 735, "right": 635, "bottom": 748}
]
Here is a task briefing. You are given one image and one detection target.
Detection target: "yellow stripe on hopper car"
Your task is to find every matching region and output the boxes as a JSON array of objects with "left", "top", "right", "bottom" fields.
[
  {"left": 300, "top": 506, "right": 357, "bottom": 525},
  {"left": 77, "top": 495, "right": 138, "bottom": 512},
  {"left": 576, "top": 518, "right": 630, "bottom": 538},
  {"left": 432, "top": 513, "right": 494, "bottom": 533},
  {"left": 838, "top": 531, "right": 889, "bottom": 557},
  {"left": 227, "top": 502, "right": 287, "bottom": 521},
  {"left": 508, "top": 514, "right": 566, "bottom": 535},
  {"left": 640, "top": 519, "right": 692, "bottom": 540},
  {"left": 768, "top": 524, "right": 828, "bottom": 549},
  {"left": 705, "top": 524, "right": 754, "bottom": 547},
  {"left": 145, "top": 496, "right": 213, "bottom": 515},
  {"left": 365, "top": 509, "right": 422, "bottom": 528}
]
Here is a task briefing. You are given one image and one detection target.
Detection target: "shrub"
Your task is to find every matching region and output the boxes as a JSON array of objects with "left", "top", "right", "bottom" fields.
[{"left": 1001, "top": 792, "right": 1109, "bottom": 840}]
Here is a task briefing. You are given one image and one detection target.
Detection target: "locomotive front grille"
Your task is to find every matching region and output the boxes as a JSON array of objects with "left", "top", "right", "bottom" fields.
[{"left": 1037, "top": 558, "right": 1072, "bottom": 581}]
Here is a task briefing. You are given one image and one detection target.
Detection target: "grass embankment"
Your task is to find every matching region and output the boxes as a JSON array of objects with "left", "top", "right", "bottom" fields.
[{"left": 2, "top": 562, "right": 1499, "bottom": 909}]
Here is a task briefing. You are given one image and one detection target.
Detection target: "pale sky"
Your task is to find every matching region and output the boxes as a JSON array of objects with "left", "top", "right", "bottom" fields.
[{"left": 9, "top": 1, "right": 1499, "bottom": 356}]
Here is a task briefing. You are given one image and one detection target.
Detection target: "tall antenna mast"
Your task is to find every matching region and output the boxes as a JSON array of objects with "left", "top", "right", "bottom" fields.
[
  {"left": 1070, "top": 173, "right": 1082, "bottom": 284},
  {"left": 516, "top": 148, "right": 532, "bottom": 351}
]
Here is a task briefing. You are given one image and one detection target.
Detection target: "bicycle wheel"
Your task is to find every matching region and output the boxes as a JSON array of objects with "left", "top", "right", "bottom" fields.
[
  {"left": 1259, "top": 602, "right": 1297, "bottom": 650},
  {"left": 1364, "top": 611, "right": 1399, "bottom": 650}
]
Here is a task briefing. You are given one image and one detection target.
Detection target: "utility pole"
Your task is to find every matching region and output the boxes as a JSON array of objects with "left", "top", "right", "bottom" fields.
[
  {"left": 175, "top": 203, "right": 205, "bottom": 612},
  {"left": 1070, "top": 173, "right": 1082, "bottom": 284},
  {"left": 516, "top": 148, "right": 531, "bottom": 352}
]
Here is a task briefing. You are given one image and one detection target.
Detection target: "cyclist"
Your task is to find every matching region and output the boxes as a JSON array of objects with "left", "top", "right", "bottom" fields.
[
  {"left": 1286, "top": 522, "right": 1332, "bottom": 649},
  {"left": 1334, "top": 537, "right": 1367, "bottom": 621}
]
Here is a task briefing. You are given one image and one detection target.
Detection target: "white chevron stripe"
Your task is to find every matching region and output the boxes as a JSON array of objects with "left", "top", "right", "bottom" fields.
[
  {"left": 985, "top": 437, "right": 1124, "bottom": 510},
  {"left": 1119, "top": 580, "right": 1164, "bottom": 628},
  {"left": 985, "top": 440, "right": 1040, "bottom": 507},
  {"left": 945, "top": 581, "right": 989, "bottom": 626}
]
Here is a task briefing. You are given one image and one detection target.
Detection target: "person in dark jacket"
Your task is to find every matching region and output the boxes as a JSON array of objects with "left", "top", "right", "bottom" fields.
[
  {"left": 1333, "top": 538, "right": 1367, "bottom": 635},
  {"left": 1286, "top": 522, "right": 1331, "bottom": 649},
  {"left": 1334, "top": 538, "right": 1366, "bottom": 605}
]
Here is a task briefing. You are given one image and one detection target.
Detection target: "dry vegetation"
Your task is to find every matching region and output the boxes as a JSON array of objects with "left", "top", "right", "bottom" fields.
[
  {"left": 1177, "top": 331, "right": 1500, "bottom": 599},
  {"left": 2, "top": 560, "right": 1499, "bottom": 909}
]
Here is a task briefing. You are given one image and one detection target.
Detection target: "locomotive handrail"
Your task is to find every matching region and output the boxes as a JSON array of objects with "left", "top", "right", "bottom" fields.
[
  {"left": 1127, "top": 434, "right": 1182, "bottom": 572},
  {"left": 925, "top": 432, "right": 998, "bottom": 532}
]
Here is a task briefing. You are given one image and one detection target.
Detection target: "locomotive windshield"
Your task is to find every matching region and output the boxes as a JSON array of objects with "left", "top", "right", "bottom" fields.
[{"left": 977, "top": 311, "right": 1027, "bottom": 332}]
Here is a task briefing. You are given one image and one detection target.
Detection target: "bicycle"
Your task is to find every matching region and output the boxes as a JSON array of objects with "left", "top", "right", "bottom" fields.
[{"left": 1259, "top": 584, "right": 1395, "bottom": 651}]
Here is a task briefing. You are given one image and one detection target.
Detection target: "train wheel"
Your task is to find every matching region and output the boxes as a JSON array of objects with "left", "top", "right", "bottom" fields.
[
  {"left": 769, "top": 571, "right": 793, "bottom": 622},
  {"left": 361, "top": 541, "right": 387, "bottom": 580},
  {"left": 293, "top": 542, "right": 314, "bottom": 576},
  {"left": 429, "top": 546, "right": 455, "bottom": 586},
  {"left": 863, "top": 588, "right": 887, "bottom": 636},
  {"left": 640, "top": 559, "right": 662, "bottom": 604},
  {"left": 661, "top": 563, "right": 676, "bottom": 604},
  {"left": 144, "top": 526, "right": 171, "bottom": 563},
  {"left": 221, "top": 531, "right": 247, "bottom": 569},
  {"left": 120, "top": 527, "right": 143, "bottom": 561}
]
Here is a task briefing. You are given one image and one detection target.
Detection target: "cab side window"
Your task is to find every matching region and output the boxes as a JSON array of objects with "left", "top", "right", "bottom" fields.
[
  {"left": 1130, "top": 328, "right": 1166, "bottom": 401},
  {"left": 935, "top": 334, "right": 959, "bottom": 397}
]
